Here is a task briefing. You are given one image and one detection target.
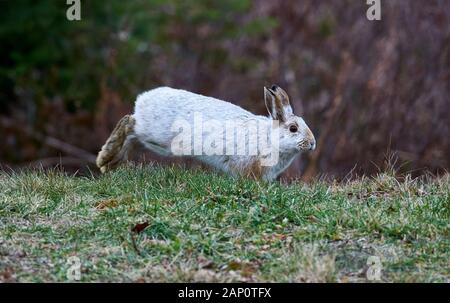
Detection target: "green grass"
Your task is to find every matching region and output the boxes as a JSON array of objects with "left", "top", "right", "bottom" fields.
[{"left": 0, "top": 165, "right": 448, "bottom": 282}]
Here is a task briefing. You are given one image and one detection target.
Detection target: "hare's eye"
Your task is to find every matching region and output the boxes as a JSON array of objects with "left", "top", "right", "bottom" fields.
[{"left": 289, "top": 125, "right": 298, "bottom": 133}]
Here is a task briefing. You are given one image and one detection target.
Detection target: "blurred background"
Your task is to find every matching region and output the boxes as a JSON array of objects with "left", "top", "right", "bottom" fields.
[{"left": 0, "top": 0, "right": 448, "bottom": 180}]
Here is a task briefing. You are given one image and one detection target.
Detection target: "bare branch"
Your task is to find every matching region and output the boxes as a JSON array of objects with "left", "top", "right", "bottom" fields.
[{"left": 0, "top": 117, "right": 96, "bottom": 164}]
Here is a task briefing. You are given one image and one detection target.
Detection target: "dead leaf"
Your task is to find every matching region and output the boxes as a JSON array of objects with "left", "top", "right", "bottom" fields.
[
  {"left": 198, "top": 255, "right": 215, "bottom": 269},
  {"left": 340, "top": 276, "right": 349, "bottom": 283},
  {"left": 131, "top": 222, "right": 149, "bottom": 234},
  {"left": 273, "top": 233, "right": 287, "bottom": 240},
  {"left": 95, "top": 199, "right": 118, "bottom": 210},
  {"left": 227, "top": 260, "right": 242, "bottom": 270},
  {"left": 308, "top": 215, "right": 318, "bottom": 223},
  {"left": 331, "top": 233, "right": 343, "bottom": 241},
  {"left": 193, "top": 269, "right": 219, "bottom": 282},
  {"left": 240, "top": 263, "right": 257, "bottom": 278},
  {"left": 0, "top": 267, "right": 14, "bottom": 282}
]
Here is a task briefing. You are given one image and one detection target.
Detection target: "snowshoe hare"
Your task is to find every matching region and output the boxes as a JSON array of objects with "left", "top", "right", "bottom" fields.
[{"left": 96, "top": 85, "right": 315, "bottom": 181}]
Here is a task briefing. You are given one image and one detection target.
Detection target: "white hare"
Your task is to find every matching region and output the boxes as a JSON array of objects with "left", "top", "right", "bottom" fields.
[{"left": 96, "top": 85, "right": 316, "bottom": 181}]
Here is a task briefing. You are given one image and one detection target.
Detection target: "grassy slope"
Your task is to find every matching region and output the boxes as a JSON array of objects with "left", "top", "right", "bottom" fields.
[{"left": 0, "top": 165, "right": 448, "bottom": 282}]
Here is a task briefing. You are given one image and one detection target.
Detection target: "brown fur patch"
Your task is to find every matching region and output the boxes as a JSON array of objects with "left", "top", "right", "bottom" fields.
[
  {"left": 306, "top": 128, "right": 315, "bottom": 142},
  {"left": 241, "top": 158, "right": 266, "bottom": 179},
  {"left": 272, "top": 86, "right": 290, "bottom": 107},
  {"left": 266, "top": 85, "right": 292, "bottom": 121}
]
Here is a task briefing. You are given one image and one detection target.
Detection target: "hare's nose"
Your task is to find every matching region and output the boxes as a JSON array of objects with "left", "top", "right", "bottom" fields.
[{"left": 309, "top": 139, "right": 316, "bottom": 151}]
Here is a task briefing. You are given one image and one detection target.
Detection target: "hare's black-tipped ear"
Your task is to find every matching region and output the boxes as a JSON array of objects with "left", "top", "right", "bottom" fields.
[
  {"left": 264, "top": 85, "right": 293, "bottom": 122},
  {"left": 264, "top": 86, "right": 277, "bottom": 120}
]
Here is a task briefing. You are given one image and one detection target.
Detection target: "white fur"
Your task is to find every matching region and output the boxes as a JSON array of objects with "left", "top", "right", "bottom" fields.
[{"left": 133, "top": 86, "right": 315, "bottom": 181}]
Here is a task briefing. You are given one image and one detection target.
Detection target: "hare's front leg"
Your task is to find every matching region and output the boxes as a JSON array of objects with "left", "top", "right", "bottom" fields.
[{"left": 141, "top": 141, "right": 173, "bottom": 157}]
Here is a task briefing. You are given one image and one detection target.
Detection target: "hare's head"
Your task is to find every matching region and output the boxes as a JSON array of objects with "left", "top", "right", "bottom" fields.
[{"left": 264, "top": 85, "right": 316, "bottom": 153}]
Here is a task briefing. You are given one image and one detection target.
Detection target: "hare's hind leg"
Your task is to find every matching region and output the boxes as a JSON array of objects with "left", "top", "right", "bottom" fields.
[{"left": 96, "top": 115, "right": 136, "bottom": 173}]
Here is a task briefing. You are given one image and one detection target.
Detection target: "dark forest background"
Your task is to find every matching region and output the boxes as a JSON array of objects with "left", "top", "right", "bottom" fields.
[{"left": 0, "top": 0, "right": 449, "bottom": 180}]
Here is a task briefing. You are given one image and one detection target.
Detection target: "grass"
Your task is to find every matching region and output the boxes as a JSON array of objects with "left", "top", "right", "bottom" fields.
[{"left": 0, "top": 164, "right": 448, "bottom": 282}]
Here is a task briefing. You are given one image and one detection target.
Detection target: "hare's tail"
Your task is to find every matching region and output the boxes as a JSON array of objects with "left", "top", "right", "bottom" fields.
[{"left": 96, "top": 115, "right": 136, "bottom": 173}]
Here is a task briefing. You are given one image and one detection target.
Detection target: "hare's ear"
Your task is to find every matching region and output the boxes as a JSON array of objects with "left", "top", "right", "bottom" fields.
[{"left": 264, "top": 85, "right": 293, "bottom": 122}]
